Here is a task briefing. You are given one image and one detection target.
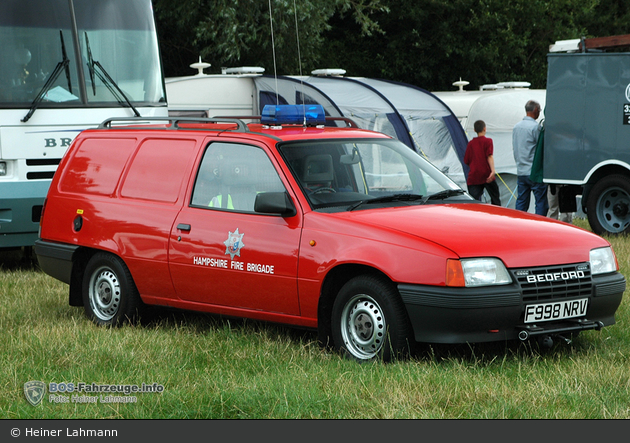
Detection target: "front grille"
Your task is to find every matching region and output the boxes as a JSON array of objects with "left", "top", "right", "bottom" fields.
[
  {"left": 25, "top": 158, "right": 61, "bottom": 180},
  {"left": 512, "top": 263, "right": 592, "bottom": 303}
]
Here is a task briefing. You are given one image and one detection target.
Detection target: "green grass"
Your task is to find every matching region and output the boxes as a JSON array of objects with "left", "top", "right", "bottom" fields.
[{"left": 1, "top": 220, "right": 630, "bottom": 419}]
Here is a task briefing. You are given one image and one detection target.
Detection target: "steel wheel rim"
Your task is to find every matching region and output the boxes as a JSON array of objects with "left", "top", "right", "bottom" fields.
[
  {"left": 88, "top": 266, "right": 121, "bottom": 321},
  {"left": 340, "top": 294, "right": 386, "bottom": 360},
  {"left": 596, "top": 187, "right": 630, "bottom": 233}
]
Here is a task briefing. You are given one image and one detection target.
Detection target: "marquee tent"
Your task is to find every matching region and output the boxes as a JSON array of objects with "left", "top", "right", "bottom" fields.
[{"left": 166, "top": 69, "right": 469, "bottom": 189}]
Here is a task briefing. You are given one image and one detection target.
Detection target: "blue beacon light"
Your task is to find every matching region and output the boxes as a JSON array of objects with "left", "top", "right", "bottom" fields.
[{"left": 261, "top": 104, "right": 326, "bottom": 126}]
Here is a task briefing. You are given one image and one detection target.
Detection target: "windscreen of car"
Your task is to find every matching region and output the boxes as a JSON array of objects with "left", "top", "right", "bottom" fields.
[{"left": 278, "top": 138, "right": 473, "bottom": 212}]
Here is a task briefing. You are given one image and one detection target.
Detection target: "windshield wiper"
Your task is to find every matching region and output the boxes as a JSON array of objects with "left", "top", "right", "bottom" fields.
[
  {"left": 22, "top": 30, "right": 73, "bottom": 123},
  {"left": 347, "top": 193, "right": 425, "bottom": 211},
  {"left": 85, "top": 32, "right": 140, "bottom": 117},
  {"left": 420, "top": 189, "right": 466, "bottom": 203}
]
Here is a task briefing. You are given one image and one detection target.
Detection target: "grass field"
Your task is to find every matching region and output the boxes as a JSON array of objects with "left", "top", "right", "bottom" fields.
[{"left": 1, "top": 218, "right": 630, "bottom": 419}]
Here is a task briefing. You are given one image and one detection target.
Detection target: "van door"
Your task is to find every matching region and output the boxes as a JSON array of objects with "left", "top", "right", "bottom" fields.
[{"left": 168, "top": 141, "right": 302, "bottom": 315}]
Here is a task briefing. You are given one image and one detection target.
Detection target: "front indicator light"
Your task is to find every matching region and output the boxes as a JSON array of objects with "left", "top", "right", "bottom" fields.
[{"left": 446, "top": 259, "right": 466, "bottom": 287}]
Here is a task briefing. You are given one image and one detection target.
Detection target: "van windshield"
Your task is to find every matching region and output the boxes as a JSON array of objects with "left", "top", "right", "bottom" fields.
[{"left": 278, "top": 138, "right": 472, "bottom": 211}]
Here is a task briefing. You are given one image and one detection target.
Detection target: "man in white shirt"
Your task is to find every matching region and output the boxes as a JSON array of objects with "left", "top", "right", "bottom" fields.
[{"left": 512, "top": 100, "right": 548, "bottom": 216}]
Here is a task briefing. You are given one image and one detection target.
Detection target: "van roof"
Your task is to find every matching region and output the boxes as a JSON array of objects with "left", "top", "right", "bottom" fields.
[{"left": 91, "top": 116, "right": 390, "bottom": 143}]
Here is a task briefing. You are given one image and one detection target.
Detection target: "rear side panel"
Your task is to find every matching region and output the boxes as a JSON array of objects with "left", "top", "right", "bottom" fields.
[{"left": 41, "top": 132, "right": 202, "bottom": 302}]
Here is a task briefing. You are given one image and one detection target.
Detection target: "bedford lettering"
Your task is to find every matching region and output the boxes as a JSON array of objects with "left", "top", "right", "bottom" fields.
[{"left": 527, "top": 271, "right": 585, "bottom": 283}]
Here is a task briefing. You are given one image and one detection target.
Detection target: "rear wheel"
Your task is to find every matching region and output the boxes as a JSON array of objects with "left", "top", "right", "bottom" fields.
[
  {"left": 82, "top": 252, "right": 142, "bottom": 326},
  {"left": 332, "top": 275, "right": 412, "bottom": 362},
  {"left": 587, "top": 175, "right": 630, "bottom": 235}
]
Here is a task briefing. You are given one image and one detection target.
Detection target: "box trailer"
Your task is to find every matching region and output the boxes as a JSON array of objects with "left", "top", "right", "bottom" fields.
[{"left": 544, "top": 35, "right": 630, "bottom": 235}]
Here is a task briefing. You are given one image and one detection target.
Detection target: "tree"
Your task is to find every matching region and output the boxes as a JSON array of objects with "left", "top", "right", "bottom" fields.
[
  {"left": 584, "top": 0, "right": 630, "bottom": 40},
  {"left": 154, "top": 0, "right": 630, "bottom": 91},
  {"left": 153, "top": 0, "right": 387, "bottom": 77},
  {"left": 318, "top": 0, "right": 599, "bottom": 91}
]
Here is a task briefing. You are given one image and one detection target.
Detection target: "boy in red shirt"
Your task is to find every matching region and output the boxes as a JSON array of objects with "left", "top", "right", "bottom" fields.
[{"left": 464, "top": 120, "right": 501, "bottom": 205}]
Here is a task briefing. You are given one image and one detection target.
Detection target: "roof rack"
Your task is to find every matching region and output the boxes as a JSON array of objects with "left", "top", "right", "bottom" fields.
[
  {"left": 98, "top": 108, "right": 360, "bottom": 132},
  {"left": 97, "top": 116, "right": 250, "bottom": 132},
  {"left": 213, "top": 115, "right": 359, "bottom": 128}
]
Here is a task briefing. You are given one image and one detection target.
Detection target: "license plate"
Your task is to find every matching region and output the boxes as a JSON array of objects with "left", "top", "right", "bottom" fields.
[{"left": 524, "top": 298, "right": 588, "bottom": 323}]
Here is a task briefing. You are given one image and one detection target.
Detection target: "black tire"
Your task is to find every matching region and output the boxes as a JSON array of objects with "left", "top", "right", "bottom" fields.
[
  {"left": 331, "top": 275, "right": 412, "bottom": 362},
  {"left": 82, "top": 252, "right": 142, "bottom": 326},
  {"left": 587, "top": 174, "right": 630, "bottom": 235}
]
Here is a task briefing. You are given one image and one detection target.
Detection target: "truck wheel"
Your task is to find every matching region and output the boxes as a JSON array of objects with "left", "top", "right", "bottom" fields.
[
  {"left": 332, "top": 275, "right": 412, "bottom": 362},
  {"left": 587, "top": 174, "right": 630, "bottom": 235},
  {"left": 82, "top": 252, "right": 142, "bottom": 326}
]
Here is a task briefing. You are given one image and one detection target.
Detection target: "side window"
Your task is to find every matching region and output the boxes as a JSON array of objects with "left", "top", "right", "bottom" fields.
[
  {"left": 59, "top": 137, "right": 136, "bottom": 196},
  {"left": 122, "top": 138, "right": 197, "bottom": 203},
  {"left": 191, "top": 142, "right": 285, "bottom": 212}
]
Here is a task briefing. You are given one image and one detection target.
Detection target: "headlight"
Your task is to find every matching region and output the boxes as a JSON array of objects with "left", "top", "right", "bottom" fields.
[
  {"left": 446, "top": 258, "right": 512, "bottom": 287},
  {"left": 590, "top": 247, "right": 618, "bottom": 275}
]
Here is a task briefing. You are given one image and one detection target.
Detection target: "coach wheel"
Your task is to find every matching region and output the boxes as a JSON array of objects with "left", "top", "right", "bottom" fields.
[{"left": 82, "top": 252, "right": 141, "bottom": 326}]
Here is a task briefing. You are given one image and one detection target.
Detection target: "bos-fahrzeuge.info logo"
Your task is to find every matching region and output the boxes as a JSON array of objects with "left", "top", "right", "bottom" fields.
[{"left": 23, "top": 380, "right": 164, "bottom": 406}]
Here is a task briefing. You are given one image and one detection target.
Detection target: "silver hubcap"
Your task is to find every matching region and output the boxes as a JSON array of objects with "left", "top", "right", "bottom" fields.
[
  {"left": 340, "top": 294, "right": 386, "bottom": 360},
  {"left": 89, "top": 266, "right": 121, "bottom": 321}
]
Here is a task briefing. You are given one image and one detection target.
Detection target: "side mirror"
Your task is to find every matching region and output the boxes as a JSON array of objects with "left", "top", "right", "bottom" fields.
[{"left": 254, "top": 192, "right": 297, "bottom": 217}]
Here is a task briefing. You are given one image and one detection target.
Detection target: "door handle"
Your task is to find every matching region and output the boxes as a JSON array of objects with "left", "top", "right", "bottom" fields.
[{"left": 177, "top": 223, "right": 191, "bottom": 232}]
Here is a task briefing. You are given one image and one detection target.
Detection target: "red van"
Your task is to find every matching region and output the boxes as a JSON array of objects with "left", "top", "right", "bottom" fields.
[{"left": 35, "top": 106, "right": 625, "bottom": 361}]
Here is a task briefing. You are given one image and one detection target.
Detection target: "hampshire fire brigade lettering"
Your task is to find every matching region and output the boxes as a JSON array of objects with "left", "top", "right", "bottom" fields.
[
  {"left": 526, "top": 270, "right": 585, "bottom": 283},
  {"left": 193, "top": 257, "right": 274, "bottom": 274},
  {"left": 192, "top": 230, "right": 274, "bottom": 273}
]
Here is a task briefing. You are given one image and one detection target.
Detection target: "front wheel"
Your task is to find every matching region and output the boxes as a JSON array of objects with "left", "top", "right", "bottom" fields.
[
  {"left": 331, "top": 275, "right": 412, "bottom": 362},
  {"left": 82, "top": 252, "right": 142, "bottom": 326},
  {"left": 587, "top": 174, "right": 630, "bottom": 235}
]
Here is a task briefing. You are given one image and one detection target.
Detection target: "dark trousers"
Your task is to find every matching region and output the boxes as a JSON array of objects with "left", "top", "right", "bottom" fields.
[
  {"left": 516, "top": 175, "right": 548, "bottom": 215},
  {"left": 467, "top": 180, "right": 501, "bottom": 206}
]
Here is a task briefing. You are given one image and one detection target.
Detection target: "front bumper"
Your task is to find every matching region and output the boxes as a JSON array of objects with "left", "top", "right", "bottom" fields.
[
  {"left": 0, "top": 181, "right": 51, "bottom": 248},
  {"left": 398, "top": 271, "right": 625, "bottom": 344}
]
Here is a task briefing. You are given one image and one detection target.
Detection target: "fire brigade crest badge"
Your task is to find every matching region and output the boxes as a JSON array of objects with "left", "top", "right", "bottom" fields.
[{"left": 224, "top": 228, "right": 245, "bottom": 260}]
